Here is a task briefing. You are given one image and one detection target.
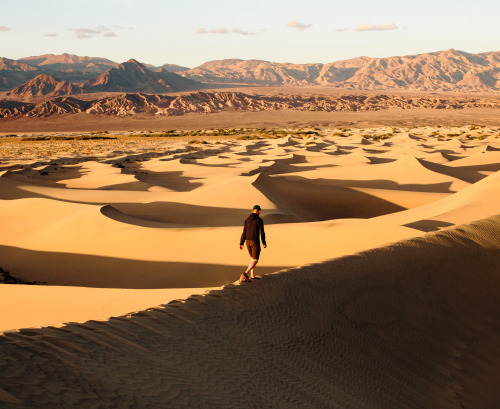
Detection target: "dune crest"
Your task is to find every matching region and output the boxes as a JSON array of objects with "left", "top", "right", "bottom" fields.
[{"left": 0, "top": 215, "right": 499, "bottom": 408}]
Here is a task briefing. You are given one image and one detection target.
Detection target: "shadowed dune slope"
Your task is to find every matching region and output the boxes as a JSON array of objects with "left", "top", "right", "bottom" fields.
[
  {"left": 253, "top": 173, "right": 406, "bottom": 220},
  {"left": 1, "top": 215, "right": 499, "bottom": 408}
]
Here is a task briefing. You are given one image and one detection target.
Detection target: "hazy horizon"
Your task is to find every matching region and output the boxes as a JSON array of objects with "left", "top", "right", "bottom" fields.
[{"left": 1, "top": 0, "right": 499, "bottom": 67}]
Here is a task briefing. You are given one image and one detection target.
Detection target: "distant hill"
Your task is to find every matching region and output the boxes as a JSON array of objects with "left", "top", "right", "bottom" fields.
[
  {"left": 182, "top": 59, "right": 324, "bottom": 86},
  {"left": 1, "top": 59, "right": 204, "bottom": 98},
  {"left": 19, "top": 53, "right": 118, "bottom": 82},
  {"left": 2, "top": 91, "right": 500, "bottom": 119},
  {"left": 82, "top": 59, "right": 202, "bottom": 93},
  {"left": 147, "top": 63, "right": 191, "bottom": 73},
  {"left": 179, "top": 49, "right": 500, "bottom": 91},
  {"left": 0, "top": 57, "right": 40, "bottom": 91},
  {"left": 6, "top": 74, "right": 81, "bottom": 99},
  {"left": 19, "top": 53, "right": 118, "bottom": 72}
]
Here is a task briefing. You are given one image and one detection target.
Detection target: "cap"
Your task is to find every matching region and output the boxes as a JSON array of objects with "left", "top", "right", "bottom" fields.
[{"left": 253, "top": 205, "right": 261, "bottom": 211}]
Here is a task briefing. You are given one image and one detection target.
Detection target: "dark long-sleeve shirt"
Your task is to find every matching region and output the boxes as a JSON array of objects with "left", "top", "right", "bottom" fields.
[{"left": 240, "top": 213, "right": 266, "bottom": 246}]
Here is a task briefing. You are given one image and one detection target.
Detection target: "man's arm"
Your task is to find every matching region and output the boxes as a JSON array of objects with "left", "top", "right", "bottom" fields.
[
  {"left": 240, "top": 223, "right": 246, "bottom": 247},
  {"left": 260, "top": 218, "right": 267, "bottom": 247}
]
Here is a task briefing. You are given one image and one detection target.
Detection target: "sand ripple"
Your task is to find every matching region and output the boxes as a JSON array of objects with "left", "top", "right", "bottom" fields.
[{"left": 0, "top": 215, "right": 499, "bottom": 407}]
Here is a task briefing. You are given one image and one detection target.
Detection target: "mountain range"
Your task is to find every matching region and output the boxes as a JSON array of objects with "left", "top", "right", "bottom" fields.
[
  {"left": 4, "top": 59, "right": 202, "bottom": 98},
  {"left": 1, "top": 49, "right": 500, "bottom": 99}
]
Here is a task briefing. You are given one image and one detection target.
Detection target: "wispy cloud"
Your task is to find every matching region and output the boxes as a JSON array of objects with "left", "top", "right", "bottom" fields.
[
  {"left": 197, "top": 27, "right": 255, "bottom": 35},
  {"left": 287, "top": 20, "right": 312, "bottom": 31},
  {"left": 69, "top": 25, "right": 119, "bottom": 39},
  {"left": 197, "top": 28, "right": 226, "bottom": 34},
  {"left": 44, "top": 33, "right": 58, "bottom": 37},
  {"left": 0, "top": 26, "right": 10, "bottom": 32},
  {"left": 334, "top": 28, "right": 349, "bottom": 32},
  {"left": 356, "top": 22, "right": 399, "bottom": 32},
  {"left": 70, "top": 28, "right": 101, "bottom": 39},
  {"left": 112, "top": 25, "right": 133, "bottom": 30},
  {"left": 232, "top": 28, "right": 255, "bottom": 36}
]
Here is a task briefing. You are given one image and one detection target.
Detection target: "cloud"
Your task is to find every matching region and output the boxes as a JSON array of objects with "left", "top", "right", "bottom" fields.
[
  {"left": 0, "top": 26, "right": 10, "bottom": 32},
  {"left": 44, "top": 33, "right": 58, "bottom": 37},
  {"left": 69, "top": 26, "right": 118, "bottom": 39},
  {"left": 233, "top": 28, "right": 255, "bottom": 36},
  {"left": 334, "top": 28, "right": 348, "bottom": 32},
  {"left": 197, "top": 27, "right": 255, "bottom": 35},
  {"left": 287, "top": 20, "right": 312, "bottom": 31},
  {"left": 70, "top": 28, "right": 100, "bottom": 39},
  {"left": 197, "top": 28, "right": 228, "bottom": 34},
  {"left": 211, "top": 28, "right": 228, "bottom": 34},
  {"left": 356, "top": 22, "right": 399, "bottom": 32}
]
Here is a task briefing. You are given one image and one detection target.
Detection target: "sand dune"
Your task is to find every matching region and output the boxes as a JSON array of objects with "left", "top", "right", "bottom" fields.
[
  {"left": 0, "top": 124, "right": 500, "bottom": 406},
  {"left": 0, "top": 215, "right": 499, "bottom": 408},
  {"left": 0, "top": 126, "right": 498, "bottom": 291}
]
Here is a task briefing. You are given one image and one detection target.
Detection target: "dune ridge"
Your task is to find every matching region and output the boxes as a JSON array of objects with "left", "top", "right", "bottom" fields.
[
  {"left": 0, "top": 214, "right": 499, "bottom": 408},
  {"left": 0, "top": 126, "right": 499, "bottom": 293},
  {"left": 1, "top": 123, "right": 500, "bottom": 407}
]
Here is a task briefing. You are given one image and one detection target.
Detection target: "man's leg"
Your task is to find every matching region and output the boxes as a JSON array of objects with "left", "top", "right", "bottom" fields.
[{"left": 245, "top": 258, "right": 258, "bottom": 277}]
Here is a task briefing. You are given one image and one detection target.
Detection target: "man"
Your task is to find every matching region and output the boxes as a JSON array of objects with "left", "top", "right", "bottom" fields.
[{"left": 239, "top": 205, "right": 267, "bottom": 282}]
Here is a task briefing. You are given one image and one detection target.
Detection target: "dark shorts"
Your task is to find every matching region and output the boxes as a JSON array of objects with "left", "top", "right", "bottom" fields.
[{"left": 246, "top": 240, "right": 261, "bottom": 260}]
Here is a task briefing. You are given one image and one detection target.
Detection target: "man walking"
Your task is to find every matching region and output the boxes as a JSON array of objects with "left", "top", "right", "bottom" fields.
[{"left": 239, "top": 205, "right": 267, "bottom": 282}]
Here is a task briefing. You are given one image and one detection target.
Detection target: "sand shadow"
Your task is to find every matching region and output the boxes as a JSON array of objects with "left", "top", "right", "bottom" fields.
[
  {"left": 0, "top": 245, "right": 288, "bottom": 289},
  {"left": 417, "top": 158, "right": 491, "bottom": 183},
  {"left": 131, "top": 170, "right": 203, "bottom": 192},
  {"left": 242, "top": 161, "right": 336, "bottom": 177},
  {"left": 253, "top": 173, "right": 407, "bottom": 221},
  {"left": 366, "top": 157, "right": 398, "bottom": 164},
  {"left": 101, "top": 203, "right": 300, "bottom": 227},
  {"left": 3, "top": 165, "right": 84, "bottom": 187},
  {"left": 403, "top": 219, "right": 455, "bottom": 232}
]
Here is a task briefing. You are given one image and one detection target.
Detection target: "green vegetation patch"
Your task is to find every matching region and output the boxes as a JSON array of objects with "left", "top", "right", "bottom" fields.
[{"left": 22, "top": 135, "right": 118, "bottom": 141}]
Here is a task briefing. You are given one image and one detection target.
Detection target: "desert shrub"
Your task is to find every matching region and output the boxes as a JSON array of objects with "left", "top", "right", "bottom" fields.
[
  {"left": 237, "top": 135, "right": 262, "bottom": 140},
  {"left": 0, "top": 267, "right": 46, "bottom": 285},
  {"left": 22, "top": 135, "right": 117, "bottom": 141},
  {"left": 372, "top": 134, "right": 392, "bottom": 140}
]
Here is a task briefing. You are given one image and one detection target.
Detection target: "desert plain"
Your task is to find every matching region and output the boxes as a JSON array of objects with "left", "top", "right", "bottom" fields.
[{"left": 1, "top": 99, "right": 500, "bottom": 407}]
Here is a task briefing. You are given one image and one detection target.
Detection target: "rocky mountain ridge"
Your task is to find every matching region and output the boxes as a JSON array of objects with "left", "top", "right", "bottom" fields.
[
  {"left": 6, "top": 74, "right": 81, "bottom": 98},
  {"left": 19, "top": 53, "right": 118, "bottom": 73},
  {"left": 0, "top": 57, "right": 42, "bottom": 91},
  {"left": 180, "top": 49, "right": 500, "bottom": 91},
  {"left": 3, "top": 60, "right": 204, "bottom": 98},
  {"left": 81, "top": 59, "right": 201, "bottom": 93},
  {"left": 1, "top": 49, "right": 500, "bottom": 95},
  {"left": 2, "top": 91, "right": 499, "bottom": 119}
]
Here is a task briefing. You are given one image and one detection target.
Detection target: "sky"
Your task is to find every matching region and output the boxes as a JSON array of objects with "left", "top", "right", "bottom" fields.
[{"left": 1, "top": 0, "right": 499, "bottom": 68}]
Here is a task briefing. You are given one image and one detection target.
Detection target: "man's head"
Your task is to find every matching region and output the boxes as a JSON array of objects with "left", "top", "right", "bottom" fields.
[{"left": 252, "top": 204, "right": 261, "bottom": 214}]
